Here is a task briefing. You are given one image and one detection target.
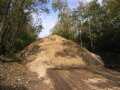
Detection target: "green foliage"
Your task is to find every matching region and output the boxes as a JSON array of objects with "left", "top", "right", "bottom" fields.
[
  {"left": 52, "top": 0, "right": 68, "bottom": 13},
  {"left": 51, "top": 0, "right": 120, "bottom": 53},
  {"left": 0, "top": 0, "right": 48, "bottom": 55},
  {"left": 52, "top": 4, "right": 76, "bottom": 41}
]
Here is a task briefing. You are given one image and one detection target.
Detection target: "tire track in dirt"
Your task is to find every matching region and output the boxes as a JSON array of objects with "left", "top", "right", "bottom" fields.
[{"left": 47, "top": 68, "right": 120, "bottom": 90}]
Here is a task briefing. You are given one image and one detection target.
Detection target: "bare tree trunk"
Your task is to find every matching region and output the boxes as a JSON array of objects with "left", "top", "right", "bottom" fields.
[
  {"left": 80, "top": 30, "right": 83, "bottom": 46},
  {"left": 0, "top": 14, "right": 6, "bottom": 44},
  {"left": 0, "top": 0, "right": 12, "bottom": 44},
  {"left": 88, "top": 19, "right": 93, "bottom": 51},
  {"left": 16, "top": 0, "right": 26, "bottom": 30}
]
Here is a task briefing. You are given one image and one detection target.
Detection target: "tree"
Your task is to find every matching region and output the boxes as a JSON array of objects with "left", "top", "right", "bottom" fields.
[
  {"left": 51, "top": 0, "right": 120, "bottom": 53},
  {"left": 0, "top": 0, "right": 12, "bottom": 44},
  {"left": 0, "top": 0, "right": 49, "bottom": 55}
]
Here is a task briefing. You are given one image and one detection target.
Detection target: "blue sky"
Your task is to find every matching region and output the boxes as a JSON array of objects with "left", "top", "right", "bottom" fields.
[{"left": 32, "top": 0, "right": 102, "bottom": 38}]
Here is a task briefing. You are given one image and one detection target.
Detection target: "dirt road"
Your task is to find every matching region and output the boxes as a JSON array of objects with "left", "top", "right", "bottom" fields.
[
  {"left": 0, "top": 61, "right": 120, "bottom": 90},
  {"left": 47, "top": 67, "right": 120, "bottom": 90}
]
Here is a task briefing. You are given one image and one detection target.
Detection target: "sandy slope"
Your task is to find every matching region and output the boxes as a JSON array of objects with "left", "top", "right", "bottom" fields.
[{"left": 17, "top": 35, "right": 120, "bottom": 90}]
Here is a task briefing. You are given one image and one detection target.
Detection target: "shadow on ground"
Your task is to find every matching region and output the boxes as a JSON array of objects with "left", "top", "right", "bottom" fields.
[
  {"left": 97, "top": 52, "right": 120, "bottom": 71},
  {"left": 0, "top": 59, "right": 21, "bottom": 63},
  {"left": 0, "top": 85, "right": 27, "bottom": 90}
]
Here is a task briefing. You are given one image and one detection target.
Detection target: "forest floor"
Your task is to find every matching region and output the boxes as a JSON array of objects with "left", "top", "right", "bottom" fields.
[
  {"left": 0, "top": 59, "right": 120, "bottom": 90},
  {"left": 0, "top": 35, "right": 120, "bottom": 90}
]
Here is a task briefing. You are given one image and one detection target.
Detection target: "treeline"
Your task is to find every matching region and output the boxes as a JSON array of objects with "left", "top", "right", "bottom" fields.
[
  {"left": 0, "top": 0, "right": 48, "bottom": 55},
  {"left": 52, "top": 0, "right": 120, "bottom": 53}
]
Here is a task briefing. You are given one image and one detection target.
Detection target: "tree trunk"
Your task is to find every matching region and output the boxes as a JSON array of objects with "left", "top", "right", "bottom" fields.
[
  {"left": 88, "top": 19, "right": 93, "bottom": 52},
  {"left": 80, "top": 30, "right": 83, "bottom": 46},
  {"left": 0, "top": 0, "right": 12, "bottom": 44},
  {"left": 0, "top": 14, "right": 6, "bottom": 44}
]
